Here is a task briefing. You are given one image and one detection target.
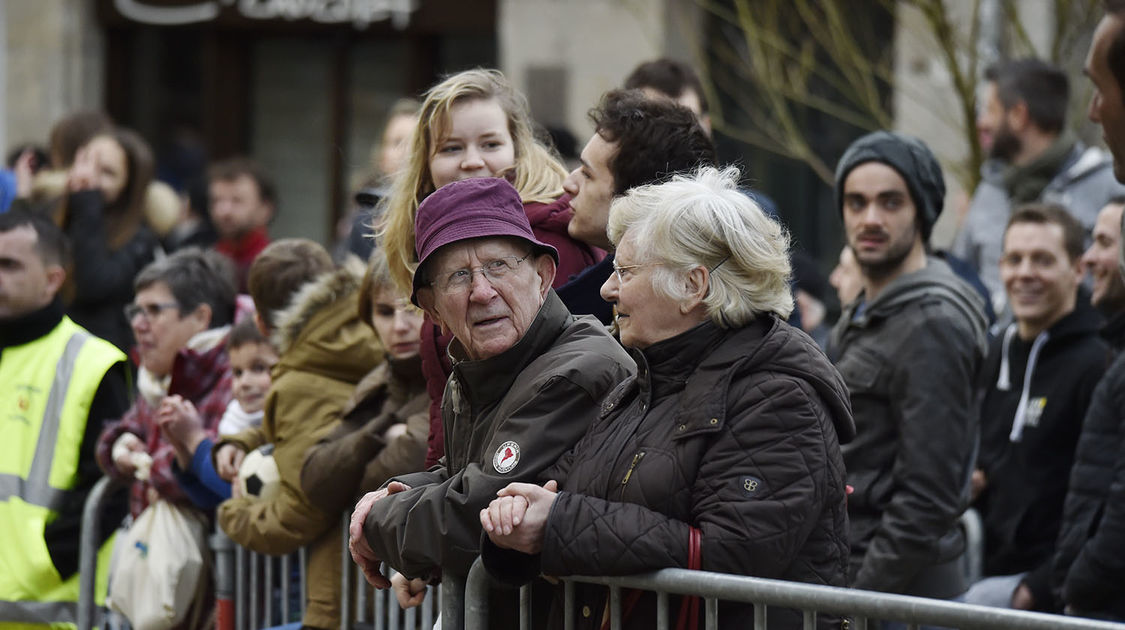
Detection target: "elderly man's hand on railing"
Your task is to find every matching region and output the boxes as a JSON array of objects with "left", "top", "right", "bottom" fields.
[
  {"left": 390, "top": 572, "right": 428, "bottom": 609},
  {"left": 349, "top": 481, "right": 411, "bottom": 588},
  {"left": 480, "top": 479, "right": 558, "bottom": 554}
]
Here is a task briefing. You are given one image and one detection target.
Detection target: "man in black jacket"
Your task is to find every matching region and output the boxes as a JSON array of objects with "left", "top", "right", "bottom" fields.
[
  {"left": 829, "top": 132, "right": 989, "bottom": 605},
  {"left": 966, "top": 205, "right": 1107, "bottom": 611},
  {"left": 1050, "top": 3, "right": 1125, "bottom": 618}
]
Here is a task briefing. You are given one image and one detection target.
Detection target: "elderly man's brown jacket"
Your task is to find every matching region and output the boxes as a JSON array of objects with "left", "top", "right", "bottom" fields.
[{"left": 361, "top": 291, "right": 635, "bottom": 578}]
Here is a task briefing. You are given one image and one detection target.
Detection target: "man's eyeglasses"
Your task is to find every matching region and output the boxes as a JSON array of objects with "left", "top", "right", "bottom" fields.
[
  {"left": 430, "top": 254, "right": 531, "bottom": 295},
  {"left": 124, "top": 302, "right": 180, "bottom": 322}
]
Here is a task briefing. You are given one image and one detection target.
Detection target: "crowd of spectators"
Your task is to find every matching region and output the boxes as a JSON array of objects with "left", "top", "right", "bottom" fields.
[{"left": 3, "top": 2, "right": 1125, "bottom": 629}]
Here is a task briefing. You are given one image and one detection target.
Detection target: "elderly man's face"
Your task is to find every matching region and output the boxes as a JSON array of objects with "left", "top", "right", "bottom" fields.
[{"left": 417, "top": 237, "right": 555, "bottom": 361}]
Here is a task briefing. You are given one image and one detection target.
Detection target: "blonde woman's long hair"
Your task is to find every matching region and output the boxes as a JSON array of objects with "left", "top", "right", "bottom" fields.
[{"left": 379, "top": 68, "right": 568, "bottom": 294}]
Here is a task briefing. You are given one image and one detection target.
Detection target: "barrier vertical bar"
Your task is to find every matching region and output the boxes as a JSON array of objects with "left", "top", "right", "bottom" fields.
[
  {"left": 373, "top": 569, "right": 382, "bottom": 625},
  {"left": 404, "top": 603, "right": 416, "bottom": 630},
  {"left": 960, "top": 508, "right": 985, "bottom": 585},
  {"left": 520, "top": 584, "right": 531, "bottom": 630},
  {"left": 802, "top": 609, "right": 815, "bottom": 630},
  {"left": 250, "top": 553, "right": 260, "bottom": 630},
  {"left": 754, "top": 603, "right": 767, "bottom": 630},
  {"left": 236, "top": 546, "right": 247, "bottom": 630},
  {"left": 340, "top": 518, "right": 351, "bottom": 630},
  {"left": 656, "top": 591, "right": 669, "bottom": 630},
  {"left": 705, "top": 598, "right": 718, "bottom": 630},
  {"left": 299, "top": 547, "right": 309, "bottom": 617},
  {"left": 78, "top": 477, "right": 116, "bottom": 630},
  {"left": 462, "top": 560, "right": 486, "bottom": 630},
  {"left": 282, "top": 554, "right": 292, "bottom": 624},
  {"left": 264, "top": 555, "right": 275, "bottom": 627},
  {"left": 421, "top": 584, "right": 434, "bottom": 630},
  {"left": 388, "top": 571, "right": 400, "bottom": 630},
  {"left": 211, "top": 526, "right": 236, "bottom": 630},
  {"left": 610, "top": 586, "right": 622, "bottom": 630},
  {"left": 564, "top": 581, "right": 575, "bottom": 630}
]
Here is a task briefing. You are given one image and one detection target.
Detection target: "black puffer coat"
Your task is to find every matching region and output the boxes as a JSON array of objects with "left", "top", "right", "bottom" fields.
[
  {"left": 484, "top": 316, "right": 855, "bottom": 630},
  {"left": 1051, "top": 312, "right": 1125, "bottom": 620}
]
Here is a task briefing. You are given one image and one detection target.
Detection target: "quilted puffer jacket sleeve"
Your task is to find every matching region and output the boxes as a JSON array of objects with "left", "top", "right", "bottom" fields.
[
  {"left": 1063, "top": 410, "right": 1125, "bottom": 611},
  {"left": 540, "top": 376, "right": 837, "bottom": 578}
]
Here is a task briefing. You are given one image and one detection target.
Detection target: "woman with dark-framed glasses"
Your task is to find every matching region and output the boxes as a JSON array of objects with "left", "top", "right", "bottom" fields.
[{"left": 481, "top": 167, "right": 856, "bottom": 630}]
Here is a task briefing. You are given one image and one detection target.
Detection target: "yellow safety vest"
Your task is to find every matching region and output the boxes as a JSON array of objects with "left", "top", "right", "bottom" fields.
[{"left": 0, "top": 316, "right": 126, "bottom": 629}]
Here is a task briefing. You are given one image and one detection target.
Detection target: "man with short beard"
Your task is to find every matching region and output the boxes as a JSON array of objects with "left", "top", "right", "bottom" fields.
[
  {"left": 953, "top": 59, "right": 1125, "bottom": 315},
  {"left": 829, "top": 132, "right": 990, "bottom": 607}
]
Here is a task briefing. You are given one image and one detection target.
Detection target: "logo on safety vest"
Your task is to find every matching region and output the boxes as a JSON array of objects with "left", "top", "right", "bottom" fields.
[{"left": 493, "top": 441, "right": 520, "bottom": 474}]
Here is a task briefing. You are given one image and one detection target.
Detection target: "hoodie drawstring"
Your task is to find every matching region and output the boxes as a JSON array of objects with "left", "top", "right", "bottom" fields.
[{"left": 1005, "top": 326, "right": 1049, "bottom": 443}]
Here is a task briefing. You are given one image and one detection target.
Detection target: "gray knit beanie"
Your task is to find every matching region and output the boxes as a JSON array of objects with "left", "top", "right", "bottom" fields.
[{"left": 834, "top": 130, "right": 945, "bottom": 242}]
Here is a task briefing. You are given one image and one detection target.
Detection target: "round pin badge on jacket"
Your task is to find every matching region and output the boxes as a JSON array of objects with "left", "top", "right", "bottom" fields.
[{"left": 493, "top": 441, "right": 520, "bottom": 473}]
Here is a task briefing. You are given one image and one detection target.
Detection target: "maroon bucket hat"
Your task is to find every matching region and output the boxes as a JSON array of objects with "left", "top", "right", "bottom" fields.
[{"left": 411, "top": 177, "right": 559, "bottom": 304}]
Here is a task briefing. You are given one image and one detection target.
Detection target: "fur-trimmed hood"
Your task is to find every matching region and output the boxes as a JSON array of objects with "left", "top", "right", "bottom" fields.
[{"left": 271, "top": 256, "right": 382, "bottom": 382}]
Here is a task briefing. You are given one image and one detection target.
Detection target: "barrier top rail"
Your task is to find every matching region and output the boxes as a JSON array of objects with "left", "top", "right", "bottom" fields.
[
  {"left": 464, "top": 558, "right": 1125, "bottom": 630},
  {"left": 568, "top": 570, "right": 1124, "bottom": 630}
]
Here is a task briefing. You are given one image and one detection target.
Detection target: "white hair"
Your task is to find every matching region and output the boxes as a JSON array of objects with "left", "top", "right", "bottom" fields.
[{"left": 606, "top": 166, "right": 793, "bottom": 326}]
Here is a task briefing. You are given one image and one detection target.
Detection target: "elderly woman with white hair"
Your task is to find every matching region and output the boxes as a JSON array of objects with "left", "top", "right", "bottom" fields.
[{"left": 480, "top": 166, "right": 856, "bottom": 630}]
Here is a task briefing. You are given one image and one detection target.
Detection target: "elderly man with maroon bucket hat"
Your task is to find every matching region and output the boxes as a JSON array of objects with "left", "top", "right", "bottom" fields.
[{"left": 348, "top": 177, "right": 635, "bottom": 622}]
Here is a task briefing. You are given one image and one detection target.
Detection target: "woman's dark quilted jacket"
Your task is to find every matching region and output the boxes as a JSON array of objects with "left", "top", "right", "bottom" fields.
[{"left": 483, "top": 315, "right": 855, "bottom": 629}]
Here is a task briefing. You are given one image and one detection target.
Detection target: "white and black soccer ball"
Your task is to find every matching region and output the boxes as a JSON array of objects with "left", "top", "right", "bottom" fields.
[{"left": 237, "top": 444, "right": 280, "bottom": 501}]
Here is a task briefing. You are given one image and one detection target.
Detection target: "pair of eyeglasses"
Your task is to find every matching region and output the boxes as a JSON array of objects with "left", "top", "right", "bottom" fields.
[
  {"left": 124, "top": 301, "right": 180, "bottom": 322},
  {"left": 430, "top": 254, "right": 531, "bottom": 295},
  {"left": 611, "top": 262, "right": 650, "bottom": 283}
]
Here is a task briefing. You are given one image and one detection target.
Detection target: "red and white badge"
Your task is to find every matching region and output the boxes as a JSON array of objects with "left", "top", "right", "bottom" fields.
[{"left": 493, "top": 440, "right": 520, "bottom": 474}]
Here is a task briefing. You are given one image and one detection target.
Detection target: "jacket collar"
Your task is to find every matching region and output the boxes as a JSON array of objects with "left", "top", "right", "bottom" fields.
[
  {"left": 631, "top": 319, "right": 727, "bottom": 402},
  {"left": 449, "top": 290, "right": 570, "bottom": 410},
  {"left": 607, "top": 314, "right": 856, "bottom": 445},
  {"left": 0, "top": 298, "right": 64, "bottom": 349}
]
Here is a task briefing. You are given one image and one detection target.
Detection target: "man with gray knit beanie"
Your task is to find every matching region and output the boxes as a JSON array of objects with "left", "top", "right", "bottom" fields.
[{"left": 828, "top": 131, "right": 990, "bottom": 612}]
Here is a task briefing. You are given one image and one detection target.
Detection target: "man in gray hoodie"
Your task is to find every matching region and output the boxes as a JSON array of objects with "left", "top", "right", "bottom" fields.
[
  {"left": 953, "top": 58, "right": 1125, "bottom": 315},
  {"left": 829, "top": 132, "right": 990, "bottom": 608}
]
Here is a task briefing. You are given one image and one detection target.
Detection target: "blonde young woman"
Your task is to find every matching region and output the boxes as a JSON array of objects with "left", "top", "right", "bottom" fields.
[{"left": 379, "top": 68, "right": 602, "bottom": 466}]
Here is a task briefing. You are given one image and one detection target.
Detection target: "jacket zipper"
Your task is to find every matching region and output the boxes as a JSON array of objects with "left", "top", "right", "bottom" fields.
[{"left": 620, "top": 451, "right": 646, "bottom": 500}]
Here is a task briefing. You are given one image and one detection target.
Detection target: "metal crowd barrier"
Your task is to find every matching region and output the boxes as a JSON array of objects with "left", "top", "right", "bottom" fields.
[
  {"left": 70, "top": 478, "right": 1000, "bottom": 630},
  {"left": 461, "top": 557, "right": 1125, "bottom": 630}
]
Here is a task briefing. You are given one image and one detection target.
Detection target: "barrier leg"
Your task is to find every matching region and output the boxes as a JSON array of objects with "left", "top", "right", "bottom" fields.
[
  {"left": 78, "top": 477, "right": 118, "bottom": 630},
  {"left": 463, "top": 558, "right": 489, "bottom": 630},
  {"left": 340, "top": 517, "right": 351, "bottom": 630},
  {"left": 211, "top": 527, "right": 236, "bottom": 630}
]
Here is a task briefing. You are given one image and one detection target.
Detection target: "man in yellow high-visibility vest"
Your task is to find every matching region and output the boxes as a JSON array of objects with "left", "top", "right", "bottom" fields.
[{"left": 0, "top": 209, "right": 130, "bottom": 628}]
